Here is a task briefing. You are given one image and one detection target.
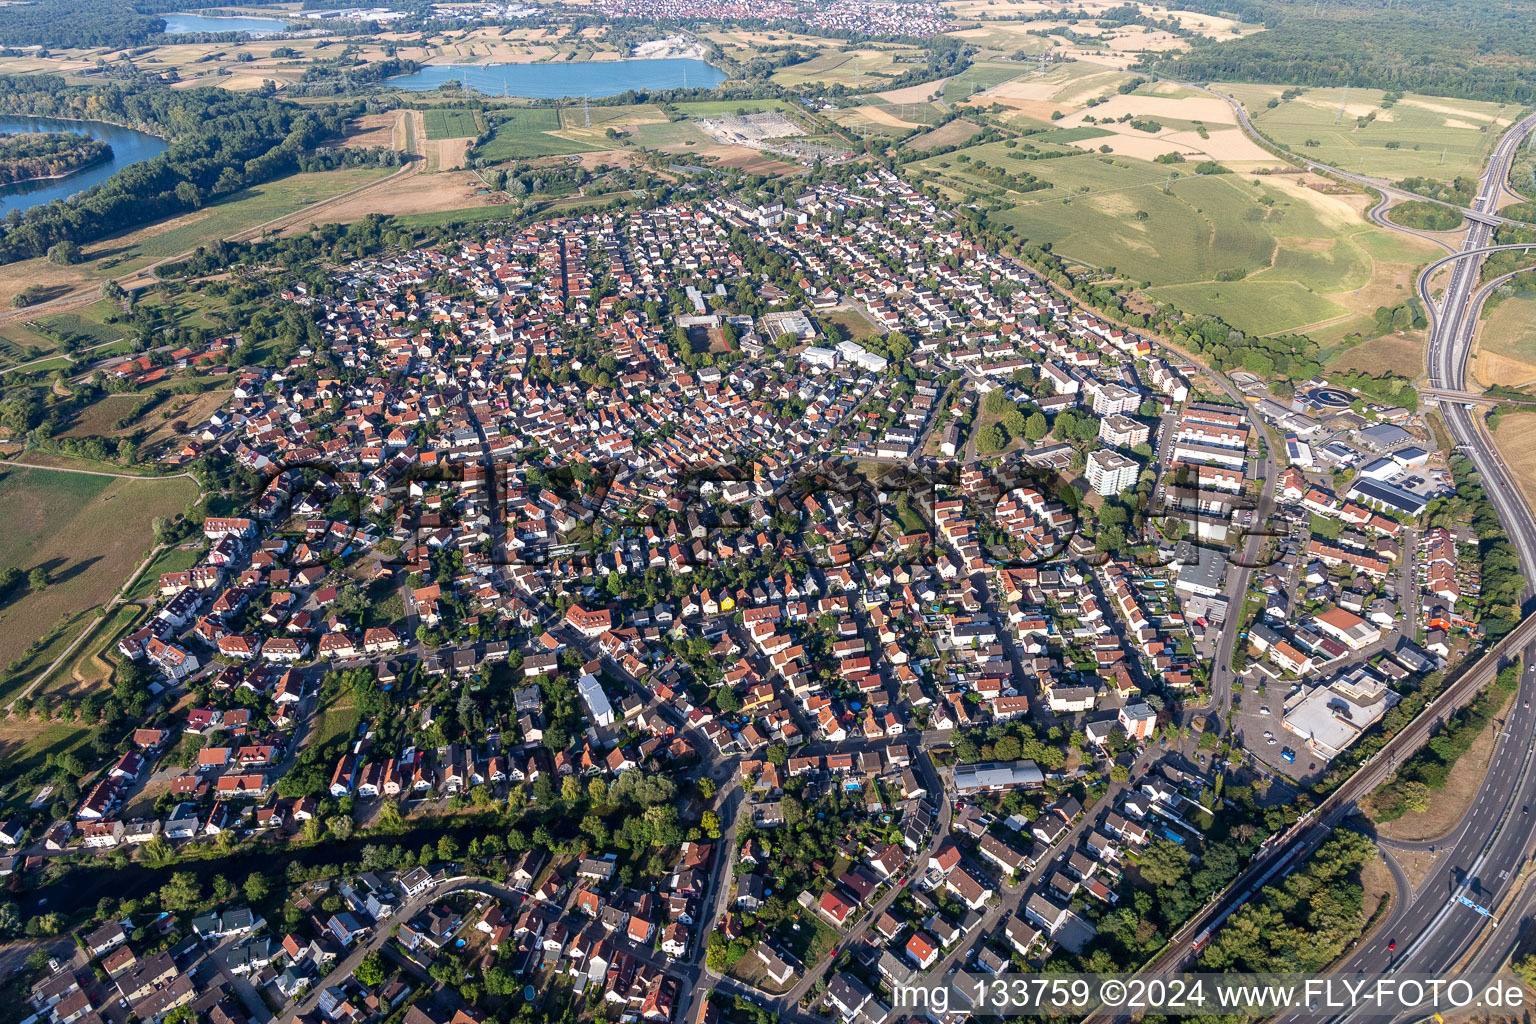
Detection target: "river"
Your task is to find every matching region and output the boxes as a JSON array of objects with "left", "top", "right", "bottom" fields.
[
  {"left": 161, "top": 12, "right": 292, "bottom": 35},
  {"left": 388, "top": 57, "right": 725, "bottom": 99},
  {"left": 0, "top": 116, "right": 169, "bottom": 217}
]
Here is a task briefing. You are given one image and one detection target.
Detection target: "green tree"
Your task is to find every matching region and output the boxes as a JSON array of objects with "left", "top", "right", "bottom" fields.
[
  {"left": 355, "top": 950, "right": 387, "bottom": 988},
  {"left": 976, "top": 423, "right": 1006, "bottom": 454},
  {"left": 243, "top": 872, "right": 270, "bottom": 904},
  {"left": 1138, "top": 839, "right": 1191, "bottom": 888},
  {"left": 158, "top": 871, "right": 202, "bottom": 912},
  {"left": 1024, "top": 411, "right": 1048, "bottom": 441}
]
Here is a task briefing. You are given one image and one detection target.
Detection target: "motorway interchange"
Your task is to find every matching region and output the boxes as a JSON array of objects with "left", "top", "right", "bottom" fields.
[{"left": 1106, "top": 104, "right": 1536, "bottom": 1024}]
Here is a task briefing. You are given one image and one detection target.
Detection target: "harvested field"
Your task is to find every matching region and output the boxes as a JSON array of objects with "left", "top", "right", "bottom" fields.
[
  {"left": 695, "top": 145, "right": 801, "bottom": 175},
  {"left": 283, "top": 169, "right": 502, "bottom": 226},
  {"left": 1494, "top": 412, "right": 1536, "bottom": 515},
  {"left": 432, "top": 137, "right": 472, "bottom": 170},
  {"left": 1474, "top": 350, "right": 1536, "bottom": 389},
  {"left": 877, "top": 81, "right": 947, "bottom": 105},
  {"left": 0, "top": 467, "right": 198, "bottom": 671},
  {"left": 904, "top": 119, "right": 982, "bottom": 152},
  {"left": 342, "top": 111, "right": 405, "bottom": 149}
]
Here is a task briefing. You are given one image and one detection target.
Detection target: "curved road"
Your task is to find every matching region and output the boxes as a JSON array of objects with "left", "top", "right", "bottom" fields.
[
  {"left": 1095, "top": 101, "right": 1536, "bottom": 1022},
  {"left": 1287, "top": 109, "right": 1536, "bottom": 1024}
]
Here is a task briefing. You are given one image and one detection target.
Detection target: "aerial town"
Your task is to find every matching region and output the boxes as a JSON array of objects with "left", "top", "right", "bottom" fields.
[{"left": 0, "top": 160, "right": 1499, "bottom": 1024}]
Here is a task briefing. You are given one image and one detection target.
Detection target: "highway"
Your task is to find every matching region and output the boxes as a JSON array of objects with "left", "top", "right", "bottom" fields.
[
  {"left": 1088, "top": 99, "right": 1536, "bottom": 1023},
  {"left": 1289, "top": 107, "right": 1536, "bottom": 1017},
  {"left": 1352, "top": 110, "right": 1536, "bottom": 1021}
]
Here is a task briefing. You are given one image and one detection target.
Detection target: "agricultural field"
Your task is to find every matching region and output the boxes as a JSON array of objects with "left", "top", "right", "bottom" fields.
[
  {"left": 474, "top": 106, "right": 606, "bottom": 160},
  {"left": 1324, "top": 331, "right": 1427, "bottom": 379},
  {"left": 969, "top": 60, "right": 1141, "bottom": 123},
  {"left": 0, "top": 467, "right": 199, "bottom": 673},
  {"left": 0, "top": 23, "right": 605, "bottom": 93},
  {"left": 0, "top": 722, "right": 93, "bottom": 800},
  {"left": 943, "top": 0, "right": 1264, "bottom": 63},
  {"left": 940, "top": 60, "right": 1030, "bottom": 105},
  {"left": 1493, "top": 412, "right": 1536, "bottom": 515},
  {"left": 0, "top": 166, "right": 393, "bottom": 305},
  {"left": 1020, "top": 82, "right": 1282, "bottom": 166},
  {"left": 861, "top": 96, "right": 947, "bottom": 127},
  {"left": 628, "top": 120, "right": 715, "bottom": 150},
  {"left": 830, "top": 105, "right": 922, "bottom": 138},
  {"left": 56, "top": 395, "right": 140, "bottom": 440},
  {"left": 127, "top": 544, "right": 202, "bottom": 602},
  {"left": 903, "top": 118, "right": 983, "bottom": 152},
  {"left": 911, "top": 140, "right": 1439, "bottom": 336},
  {"left": 32, "top": 313, "right": 122, "bottom": 350},
  {"left": 286, "top": 168, "right": 505, "bottom": 226},
  {"left": 1223, "top": 84, "right": 1520, "bottom": 181},
  {"left": 671, "top": 99, "right": 791, "bottom": 118},
  {"left": 1473, "top": 291, "right": 1536, "bottom": 387},
  {"left": 770, "top": 47, "right": 920, "bottom": 89},
  {"left": 43, "top": 602, "right": 145, "bottom": 696},
  {"left": 422, "top": 108, "right": 482, "bottom": 140}
]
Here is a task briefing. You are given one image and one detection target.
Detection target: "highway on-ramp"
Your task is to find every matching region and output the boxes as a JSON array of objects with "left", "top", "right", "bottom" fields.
[{"left": 1089, "top": 104, "right": 1536, "bottom": 1024}]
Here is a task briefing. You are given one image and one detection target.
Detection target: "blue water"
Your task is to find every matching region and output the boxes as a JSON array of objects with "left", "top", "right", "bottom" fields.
[
  {"left": 388, "top": 58, "right": 725, "bottom": 99},
  {"left": 0, "top": 116, "right": 170, "bottom": 217},
  {"left": 161, "top": 12, "right": 291, "bottom": 35}
]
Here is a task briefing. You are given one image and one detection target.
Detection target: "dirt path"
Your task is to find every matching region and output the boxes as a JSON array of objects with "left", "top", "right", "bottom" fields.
[
  {"left": 0, "top": 153, "right": 422, "bottom": 330},
  {"left": 2, "top": 460, "right": 197, "bottom": 482}
]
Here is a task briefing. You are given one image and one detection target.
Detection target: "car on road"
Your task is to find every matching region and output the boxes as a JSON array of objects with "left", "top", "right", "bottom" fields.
[{"left": 1387, "top": 940, "right": 1396, "bottom": 952}]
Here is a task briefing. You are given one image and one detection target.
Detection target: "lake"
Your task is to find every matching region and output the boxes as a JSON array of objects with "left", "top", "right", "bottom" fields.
[
  {"left": 0, "top": 116, "right": 170, "bottom": 217},
  {"left": 388, "top": 58, "right": 726, "bottom": 99},
  {"left": 161, "top": 12, "right": 291, "bottom": 35}
]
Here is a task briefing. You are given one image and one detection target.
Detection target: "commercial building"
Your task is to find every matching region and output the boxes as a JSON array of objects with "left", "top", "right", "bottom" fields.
[
  {"left": 952, "top": 761, "right": 1045, "bottom": 794},
  {"left": 1282, "top": 665, "right": 1399, "bottom": 761}
]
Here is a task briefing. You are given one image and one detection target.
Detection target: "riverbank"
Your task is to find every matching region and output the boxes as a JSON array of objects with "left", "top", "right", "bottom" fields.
[
  {"left": 0, "top": 139, "right": 113, "bottom": 188},
  {"left": 21, "top": 813, "right": 507, "bottom": 920},
  {"left": 0, "top": 115, "right": 169, "bottom": 218}
]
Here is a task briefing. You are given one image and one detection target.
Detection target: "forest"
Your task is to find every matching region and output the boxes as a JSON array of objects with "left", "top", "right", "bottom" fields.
[
  {"left": 1197, "top": 829, "right": 1376, "bottom": 973},
  {"left": 0, "top": 131, "right": 111, "bottom": 185},
  {"left": 1158, "top": 0, "right": 1536, "bottom": 103},
  {"left": 0, "top": 0, "right": 165, "bottom": 50},
  {"left": 0, "top": 76, "right": 377, "bottom": 264}
]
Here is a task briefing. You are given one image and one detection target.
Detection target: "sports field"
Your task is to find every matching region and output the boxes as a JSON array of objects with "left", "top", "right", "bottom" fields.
[{"left": 1224, "top": 84, "right": 1519, "bottom": 181}]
